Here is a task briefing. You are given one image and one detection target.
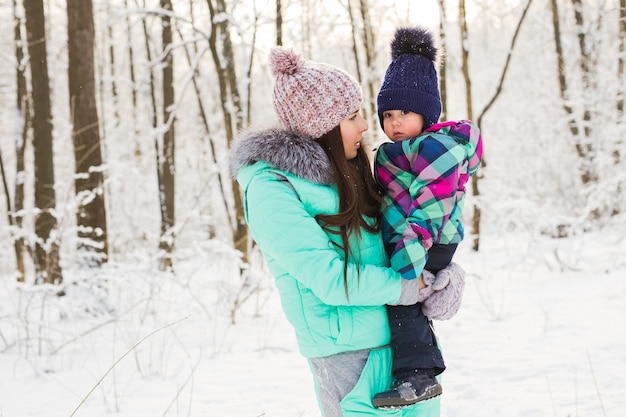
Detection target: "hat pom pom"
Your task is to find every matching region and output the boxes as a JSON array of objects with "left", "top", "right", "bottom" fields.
[
  {"left": 269, "top": 47, "right": 305, "bottom": 76},
  {"left": 390, "top": 27, "right": 437, "bottom": 62}
]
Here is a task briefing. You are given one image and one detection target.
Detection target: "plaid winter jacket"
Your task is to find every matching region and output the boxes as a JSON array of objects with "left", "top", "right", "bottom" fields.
[{"left": 374, "top": 120, "right": 483, "bottom": 280}]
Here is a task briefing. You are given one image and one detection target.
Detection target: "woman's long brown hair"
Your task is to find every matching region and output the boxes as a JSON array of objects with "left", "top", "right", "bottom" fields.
[{"left": 315, "top": 126, "right": 382, "bottom": 300}]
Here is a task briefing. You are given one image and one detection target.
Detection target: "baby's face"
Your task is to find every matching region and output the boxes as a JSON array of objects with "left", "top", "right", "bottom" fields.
[{"left": 381, "top": 110, "right": 424, "bottom": 142}]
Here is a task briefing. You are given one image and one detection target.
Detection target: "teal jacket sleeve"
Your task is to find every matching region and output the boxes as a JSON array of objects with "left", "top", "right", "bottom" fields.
[{"left": 243, "top": 171, "right": 404, "bottom": 307}]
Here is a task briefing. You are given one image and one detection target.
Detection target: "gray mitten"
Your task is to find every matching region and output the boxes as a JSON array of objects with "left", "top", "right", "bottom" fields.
[{"left": 422, "top": 263, "right": 465, "bottom": 320}]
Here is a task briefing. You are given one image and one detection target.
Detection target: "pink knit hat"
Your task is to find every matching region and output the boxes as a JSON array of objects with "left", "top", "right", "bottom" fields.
[{"left": 269, "top": 47, "right": 363, "bottom": 138}]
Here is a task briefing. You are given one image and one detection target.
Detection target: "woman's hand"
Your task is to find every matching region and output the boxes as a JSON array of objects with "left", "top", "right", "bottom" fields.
[
  {"left": 418, "top": 274, "right": 426, "bottom": 290},
  {"left": 422, "top": 263, "right": 466, "bottom": 320},
  {"left": 396, "top": 264, "right": 465, "bottom": 307},
  {"left": 416, "top": 270, "right": 434, "bottom": 301},
  {"left": 417, "top": 267, "right": 451, "bottom": 297}
]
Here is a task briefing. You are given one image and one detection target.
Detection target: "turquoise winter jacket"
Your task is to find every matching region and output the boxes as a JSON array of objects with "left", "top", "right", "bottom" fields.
[{"left": 230, "top": 128, "right": 407, "bottom": 359}]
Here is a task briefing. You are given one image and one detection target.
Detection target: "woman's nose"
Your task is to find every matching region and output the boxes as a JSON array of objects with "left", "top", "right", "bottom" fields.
[{"left": 359, "top": 114, "right": 368, "bottom": 132}]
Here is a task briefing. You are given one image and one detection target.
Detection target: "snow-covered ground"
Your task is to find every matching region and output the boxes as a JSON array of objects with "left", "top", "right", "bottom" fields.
[{"left": 1, "top": 228, "right": 625, "bottom": 417}]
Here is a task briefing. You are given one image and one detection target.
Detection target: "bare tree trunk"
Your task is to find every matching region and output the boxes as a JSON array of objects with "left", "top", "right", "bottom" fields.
[
  {"left": 571, "top": 0, "right": 592, "bottom": 139},
  {"left": 207, "top": 0, "right": 249, "bottom": 267},
  {"left": 458, "top": 0, "right": 473, "bottom": 120},
  {"left": 617, "top": 0, "right": 625, "bottom": 120},
  {"left": 158, "top": 0, "right": 176, "bottom": 271},
  {"left": 469, "top": 0, "right": 533, "bottom": 249},
  {"left": 346, "top": 0, "right": 364, "bottom": 88},
  {"left": 550, "top": 0, "right": 577, "bottom": 137},
  {"left": 276, "top": 0, "right": 282, "bottom": 46},
  {"left": 458, "top": 0, "right": 481, "bottom": 251},
  {"left": 611, "top": 0, "right": 626, "bottom": 216},
  {"left": 173, "top": 26, "right": 229, "bottom": 234},
  {"left": 12, "top": 0, "right": 29, "bottom": 282},
  {"left": 245, "top": 4, "right": 259, "bottom": 127},
  {"left": 67, "top": 0, "right": 109, "bottom": 267},
  {"left": 140, "top": 0, "right": 158, "bottom": 130},
  {"left": 124, "top": 0, "right": 141, "bottom": 159},
  {"left": 125, "top": 0, "right": 138, "bottom": 111},
  {"left": 617, "top": 0, "right": 626, "bottom": 121},
  {"left": 107, "top": 3, "right": 120, "bottom": 127},
  {"left": 549, "top": 0, "right": 595, "bottom": 185},
  {"left": 24, "top": 0, "right": 63, "bottom": 284},
  {"left": 138, "top": 1, "right": 164, "bottom": 260},
  {"left": 358, "top": 0, "right": 378, "bottom": 135},
  {"left": 614, "top": 0, "right": 625, "bottom": 214},
  {"left": 437, "top": 0, "right": 448, "bottom": 121},
  {"left": 0, "top": 150, "right": 19, "bottom": 276},
  {"left": 222, "top": 16, "right": 244, "bottom": 133}
]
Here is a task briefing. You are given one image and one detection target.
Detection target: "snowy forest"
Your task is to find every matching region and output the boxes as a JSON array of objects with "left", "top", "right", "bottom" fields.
[{"left": 0, "top": 0, "right": 625, "bottom": 416}]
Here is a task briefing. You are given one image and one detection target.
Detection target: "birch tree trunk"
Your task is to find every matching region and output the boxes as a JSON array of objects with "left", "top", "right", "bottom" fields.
[
  {"left": 614, "top": 0, "right": 625, "bottom": 213},
  {"left": 617, "top": 0, "right": 625, "bottom": 120},
  {"left": 12, "top": 0, "right": 29, "bottom": 282},
  {"left": 24, "top": 0, "right": 63, "bottom": 283},
  {"left": 125, "top": 0, "right": 138, "bottom": 112},
  {"left": 550, "top": 0, "right": 596, "bottom": 185},
  {"left": 458, "top": 0, "right": 481, "bottom": 251},
  {"left": 67, "top": 0, "right": 109, "bottom": 267}
]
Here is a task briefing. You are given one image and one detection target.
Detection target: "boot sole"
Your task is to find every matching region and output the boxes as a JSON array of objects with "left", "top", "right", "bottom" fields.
[{"left": 372, "top": 384, "right": 442, "bottom": 409}]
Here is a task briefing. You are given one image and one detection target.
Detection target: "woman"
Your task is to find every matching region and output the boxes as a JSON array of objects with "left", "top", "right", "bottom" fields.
[{"left": 230, "top": 47, "right": 464, "bottom": 416}]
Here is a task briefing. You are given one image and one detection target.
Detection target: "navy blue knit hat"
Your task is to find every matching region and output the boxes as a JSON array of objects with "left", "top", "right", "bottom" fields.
[{"left": 377, "top": 27, "right": 441, "bottom": 130}]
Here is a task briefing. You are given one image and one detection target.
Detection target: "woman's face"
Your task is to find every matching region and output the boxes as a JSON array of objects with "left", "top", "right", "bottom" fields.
[{"left": 339, "top": 109, "right": 368, "bottom": 160}]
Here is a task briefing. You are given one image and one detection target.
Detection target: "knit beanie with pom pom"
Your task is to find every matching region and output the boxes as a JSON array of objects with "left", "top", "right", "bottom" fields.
[
  {"left": 377, "top": 27, "right": 441, "bottom": 130},
  {"left": 269, "top": 47, "right": 363, "bottom": 139}
]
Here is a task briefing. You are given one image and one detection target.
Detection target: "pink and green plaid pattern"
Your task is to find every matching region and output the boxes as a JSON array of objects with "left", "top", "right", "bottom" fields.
[{"left": 374, "top": 120, "right": 483, "bottom": 280}]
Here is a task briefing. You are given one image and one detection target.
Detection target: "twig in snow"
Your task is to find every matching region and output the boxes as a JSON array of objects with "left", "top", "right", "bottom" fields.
[
  {"left": 587, "top": 351, "right": 607, "bottom": 417},
  {"left": 546, "top": 376, "right": 558, "bottom": 417},
  {"left": 68, "top": 316, "right": 189, "bottom": 417}
]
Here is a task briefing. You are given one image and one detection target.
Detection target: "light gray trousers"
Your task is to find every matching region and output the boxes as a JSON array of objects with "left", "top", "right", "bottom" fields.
[{"left": 309, "top": 349, "right": 370, "bottom": 417}]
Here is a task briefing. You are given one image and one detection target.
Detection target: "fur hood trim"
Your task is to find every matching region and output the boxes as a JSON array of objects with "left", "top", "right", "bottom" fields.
[{"left": 230, "top": 128, "right": 334, "bottom": 185}]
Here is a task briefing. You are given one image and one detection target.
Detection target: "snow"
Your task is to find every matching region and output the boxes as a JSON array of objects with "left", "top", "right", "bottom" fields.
[
  {"left": 1, "top": 228, "right": 625, "bottom": 417},
  {"left": 1, "top": 1, "right": 625, "bottom": 416}
]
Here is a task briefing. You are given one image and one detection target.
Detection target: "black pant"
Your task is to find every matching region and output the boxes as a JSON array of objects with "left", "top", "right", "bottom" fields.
[{"left": 386, "top": 243, "right": 457, "bottom": 377}]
